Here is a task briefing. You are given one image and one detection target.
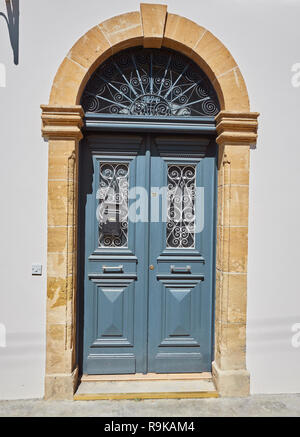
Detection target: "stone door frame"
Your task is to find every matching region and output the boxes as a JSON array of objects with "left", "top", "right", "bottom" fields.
[{"left": 41, "top": 3, "right": 259, "bottom": 399}]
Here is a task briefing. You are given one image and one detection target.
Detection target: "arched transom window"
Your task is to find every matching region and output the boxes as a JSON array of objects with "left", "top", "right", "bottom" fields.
[{"left": 81, "top": 47, "right": 220, "bottom": 117}]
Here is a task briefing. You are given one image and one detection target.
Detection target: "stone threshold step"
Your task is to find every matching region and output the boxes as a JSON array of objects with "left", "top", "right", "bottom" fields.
[
  {"left": 81, "top": 372, "right": 212, "bottom": 382},
  {"left": 74, "top": 379, "right": 218, "bottom": 400}
]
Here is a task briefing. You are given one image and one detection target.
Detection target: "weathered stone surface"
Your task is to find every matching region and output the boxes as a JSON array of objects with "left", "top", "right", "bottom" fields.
[
  {"left": 99, "top": 12, "right": 143, "bottom": 53},
  {"left": 41, "top": 106, "right": 83, "bottom": 140},
  {"left": 45, "top": 324, "right": 66, "bottom": 374},
  {"left": 194, "top": 31, "right": 237, "bottom": 78},
  {"left": 217, "top": 273, "right": 247, "bottom": 324},
  {"left": 48, "top": 140, "right": 77, "bottom": 180},
  {"left": 141, "top": 3, "right": 167, "bottom": 48},
  {"left": 212, "top": 361, "right": 250, "bottom": 397},
  {"left": 49, "top": 58, "right": 87, "bottom": 106},
  {"left": 47, "top": 252, "right": 74, "bottom": 278},
  {"left": 220, "top": 226, "right": 249, "bottom": 273},
  {"left": 44, "top": 368, "right": 78, "bottom": 400},
  {"left": 213, "top": 68, "right": 250, "bottom": 112},
  {"left": 68, "top": 25, "right": 112, "bottom": 70},
  {"left": 216, "top": 112, "right": 259, "bottom": 147},
  {"left": 163, "top": 13, "right": 206, "bottom": 55},
  {"left": 218, "top": 322, "right": 247, "bottom": 369},
  {"left": 47, "top": 226, "right": 74, "bottom": 254},
  {"left": 48, "top": 179, "right": 75, "bottom": 227},
  {"left": 218, "top": 145, "right": 250, "bottom": 186},
  {"left": 46, "top": 277, "right": 70, "bottom": 325},
  {"left": 222, "top": 185, "right": 249, "bottom": 227},
  {"left": 48, "top": 180, "right": 68, "bottom": 226}
]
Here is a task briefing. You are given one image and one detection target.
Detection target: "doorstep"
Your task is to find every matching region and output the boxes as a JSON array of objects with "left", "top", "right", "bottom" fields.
[{"left": 74, "top": 373, "right": 218, "bottom": 400}]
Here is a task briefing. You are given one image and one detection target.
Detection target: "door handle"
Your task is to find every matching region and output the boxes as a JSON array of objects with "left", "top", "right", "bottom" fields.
[
  {"left": 170, "top": 265, "right": 191, "bottom": 274},
  {"left": 102, "top": 265, "right": 124, "bottom": 273}
]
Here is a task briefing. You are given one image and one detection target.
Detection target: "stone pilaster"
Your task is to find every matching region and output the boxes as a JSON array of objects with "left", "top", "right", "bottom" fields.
[
  {"left": 41, "top": 105, "right": 83, "bottom": 399},
  {"left": 213, "top": 111, "right": 259, "bottom": 396}
]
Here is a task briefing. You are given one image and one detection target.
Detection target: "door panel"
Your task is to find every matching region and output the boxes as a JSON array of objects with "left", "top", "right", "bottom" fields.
[
  {"left": 86, "top": 278, "right": 136, "bottom": 374},
  {"left": 80, "top": 133, "right": 216, "bottom": 374},
  {"left": 93, "top": 279, "right": 135, "bottom": 346},
  {"left": 81, "top": 134, "right": 149, "bottom": 374},
  {"left": 147, "top": 135, "right": 216, "bottom": 373}
]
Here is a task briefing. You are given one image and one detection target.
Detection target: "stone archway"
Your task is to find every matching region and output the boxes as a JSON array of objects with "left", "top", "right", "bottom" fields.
[{"left": 41, "top": 3, "right": 259, "bottom": 399}]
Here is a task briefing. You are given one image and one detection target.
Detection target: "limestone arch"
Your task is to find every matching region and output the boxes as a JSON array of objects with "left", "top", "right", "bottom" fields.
[
  {"left": 49, "top": 7, "right": 250, "bottom": 111},
  {"left": 42, "top": 4, "right": 259, "bottom": 399}
]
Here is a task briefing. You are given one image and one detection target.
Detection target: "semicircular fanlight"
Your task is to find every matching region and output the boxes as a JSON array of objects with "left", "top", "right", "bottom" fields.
[{"left": 81, "top": 47, "right": 220, "bottom": 117}]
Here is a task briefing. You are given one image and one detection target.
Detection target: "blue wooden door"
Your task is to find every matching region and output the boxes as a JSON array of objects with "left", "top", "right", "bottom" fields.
[
  {"left": 147, "top": 135, "right": 216, "bottom": 373},
  {"left": 80, "top": 133, "right": 216, "bottom": 374}
]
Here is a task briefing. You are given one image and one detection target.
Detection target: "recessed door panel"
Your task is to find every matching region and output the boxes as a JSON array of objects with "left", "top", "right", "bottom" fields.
[
  {"left": 92, "top": 279, "right": 134, "bottom": 347},
  {"left": 160, "top": 280, "right": 202, "bottom": 347}
]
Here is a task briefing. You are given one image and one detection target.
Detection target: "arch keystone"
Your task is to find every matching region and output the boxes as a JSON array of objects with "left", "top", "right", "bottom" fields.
[{"left": 140, "top": 3, "right": 167, "bottom": 48}]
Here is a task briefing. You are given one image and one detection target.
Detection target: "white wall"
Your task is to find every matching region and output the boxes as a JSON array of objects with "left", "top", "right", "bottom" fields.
[{"left": 0, "top": 0, "right": 299, "bottom": 399}]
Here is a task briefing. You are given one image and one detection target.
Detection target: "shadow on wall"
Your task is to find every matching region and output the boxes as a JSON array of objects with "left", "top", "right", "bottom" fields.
[{"left": 0, "top": 0, "right": 19, "bottom": 65}]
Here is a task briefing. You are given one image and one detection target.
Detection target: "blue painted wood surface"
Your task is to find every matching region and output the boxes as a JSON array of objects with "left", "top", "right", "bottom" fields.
[{"left": 79, "top": 133, "right": 217, "bottom": 374}]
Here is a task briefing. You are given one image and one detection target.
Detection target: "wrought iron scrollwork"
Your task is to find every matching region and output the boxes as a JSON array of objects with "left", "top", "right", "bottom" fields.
[
  {"left": 96, "top": 162, "right": 129, "bottom": 248},
  {"left": 167, "top": 164, "right": 196, "bottom": 249},
  {"left": 81, "top": 47, "right": 220, "bottom": 117}
]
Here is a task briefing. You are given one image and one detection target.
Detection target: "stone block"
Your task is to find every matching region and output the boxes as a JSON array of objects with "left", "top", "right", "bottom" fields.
[{"left": 140, "top": 3, "right": 167, "bottom": 48}]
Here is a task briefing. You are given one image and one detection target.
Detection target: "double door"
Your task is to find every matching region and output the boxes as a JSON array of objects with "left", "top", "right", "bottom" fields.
[{"left": 80, "top": 132, "right": 216, "bottom": 374}]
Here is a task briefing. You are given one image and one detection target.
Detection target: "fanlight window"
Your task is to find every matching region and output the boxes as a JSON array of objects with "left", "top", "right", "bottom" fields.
[{"left": 81, "top": 47, "right": 220, "bottom": 117}]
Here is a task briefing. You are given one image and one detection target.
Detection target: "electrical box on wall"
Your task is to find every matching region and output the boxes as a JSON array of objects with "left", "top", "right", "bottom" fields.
[{"left": 32, "top": 264, "right": 42, "bottom": 276}]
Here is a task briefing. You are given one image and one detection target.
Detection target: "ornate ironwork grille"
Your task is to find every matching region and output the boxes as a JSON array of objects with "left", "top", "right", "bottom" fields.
[
  {"left": 166, "top": 164, "right": 196, "bottom": 249},
  {"left": 81, "top": 47, "right": 220, "bottom": 117},
  {"left": 96, "top": 162, "right": 129, "bottom": 248}
]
